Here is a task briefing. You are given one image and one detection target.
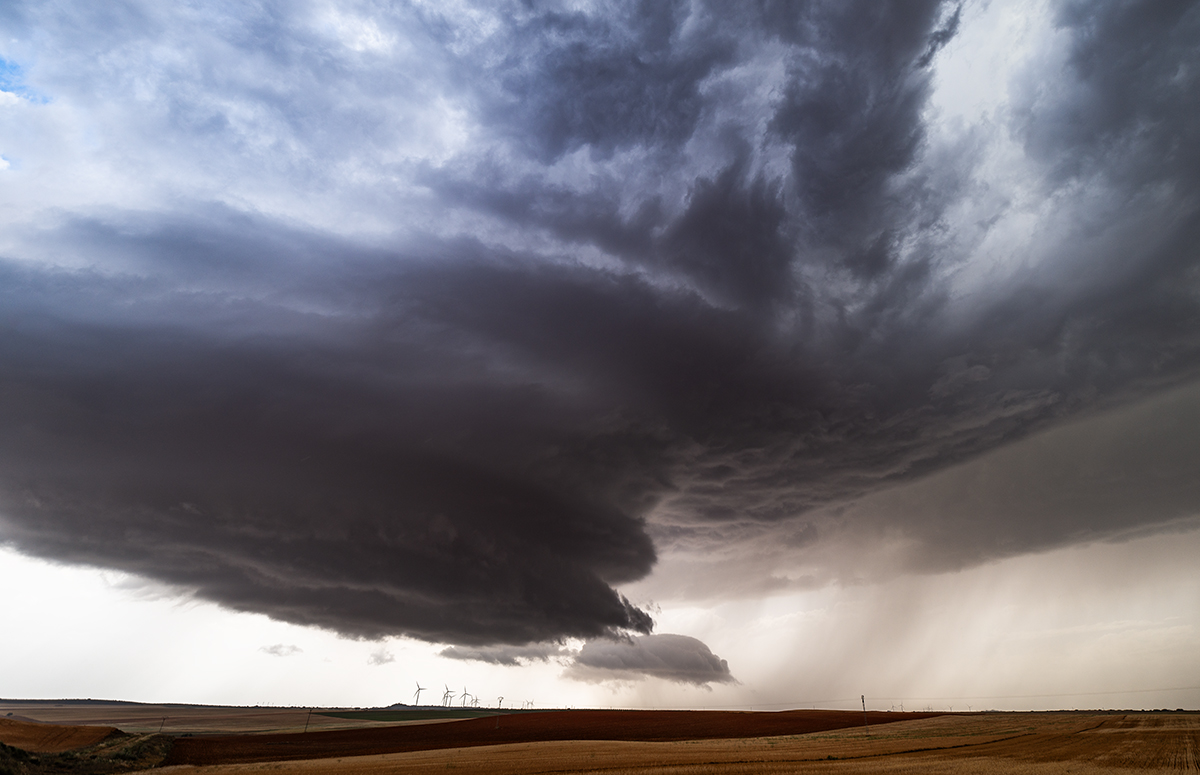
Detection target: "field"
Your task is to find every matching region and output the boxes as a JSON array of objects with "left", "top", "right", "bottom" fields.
[
  {"left": 1, "top": 701, "right": 1197, "bottom": 774},
  {"left": 0, "top": 700, "right": 417, "bottom": 735},
  {"left": 0, "top": 717, "right": 118, "bottom": 754}
]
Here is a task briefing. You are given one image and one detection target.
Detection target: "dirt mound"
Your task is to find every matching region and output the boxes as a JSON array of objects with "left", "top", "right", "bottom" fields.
[
  {"left": 0, "top": 716, "right": 118, "bottom": 753},
  {"left": 162, "top": 709, "right": 942, "bottom": 766}
]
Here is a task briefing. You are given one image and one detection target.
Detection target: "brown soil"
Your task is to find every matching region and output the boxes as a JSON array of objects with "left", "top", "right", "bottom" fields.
[
  {"left": 160, "top": 709, "right": 940, "bottom": 767},
  {"left": 0, "top": 716, "right": 118, "bottom": 753},
  {"left": 154, "top": 711, "right": 1200, "bottom": 775}
]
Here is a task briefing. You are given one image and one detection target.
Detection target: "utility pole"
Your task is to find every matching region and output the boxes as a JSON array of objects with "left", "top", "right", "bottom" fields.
[{"left": 861, "top": 695, "right": 870, "bottom": 736}]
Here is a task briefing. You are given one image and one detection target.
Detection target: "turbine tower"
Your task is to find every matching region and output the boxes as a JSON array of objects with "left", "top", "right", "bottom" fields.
[
  {"left": 497, "top": 697, "right": 504, "bottom": 709},
  {"left": 413, "top": 682, "right": 427, "bottom": 706}
]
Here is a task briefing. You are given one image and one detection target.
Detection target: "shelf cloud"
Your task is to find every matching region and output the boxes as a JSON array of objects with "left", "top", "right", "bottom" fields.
[{"left": 0, "top": 0, "right": 1197, "bottom": 659}]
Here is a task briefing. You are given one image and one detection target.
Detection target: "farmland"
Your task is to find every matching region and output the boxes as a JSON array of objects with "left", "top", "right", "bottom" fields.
[{"left": 1, "top": 701, "right": 1196, "bottom": 773}]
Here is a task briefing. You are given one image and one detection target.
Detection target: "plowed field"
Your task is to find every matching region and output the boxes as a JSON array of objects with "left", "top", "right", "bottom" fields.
[
  {"left": 152, "top": 711, "right": 1200, "bottom": 775},
  {"left": 6, "top": 704, "right": 1196, "bottom": 773},
  {"left": 0, "top": 716, "right": 118, "bottom": 752},
  {"left": 161, "top": 709, "right": 938, "bottom": 766}
]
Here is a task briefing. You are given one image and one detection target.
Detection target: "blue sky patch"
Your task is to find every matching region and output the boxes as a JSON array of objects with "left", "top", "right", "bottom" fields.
[{"left": 0, "top": 57, "right": 49, "bottom": 103}]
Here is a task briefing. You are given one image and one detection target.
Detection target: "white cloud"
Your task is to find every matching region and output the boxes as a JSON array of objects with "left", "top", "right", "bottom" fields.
[
  {"left": 368, "top": 648, "right": 396, "bottom": 666},
  {"left": 314, "top": 8, "right": 397, "bottom": 54}
]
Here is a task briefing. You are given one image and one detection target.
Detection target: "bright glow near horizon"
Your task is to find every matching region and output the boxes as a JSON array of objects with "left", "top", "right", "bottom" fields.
[{"left": 5, "top": 524, "right": 1197, "bottom": 711}]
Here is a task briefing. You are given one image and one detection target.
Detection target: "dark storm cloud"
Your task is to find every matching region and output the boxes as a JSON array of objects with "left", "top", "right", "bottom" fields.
[
  {"left": 475, "top": 0, "right": 739, "bottom": 163},
  {"left": 441, "top": 633, "right": 734, "bottom": 686},
  {"left": 649, "top": 0, "right": 1200, "bottom": 551},
  {"left": 1016, "top": 0, "right": 1200, "bottom": 187},
  {"left": 0, "top": 228, "right": 664, "bottom": 644},
  {"left": 427, "top": 0, "right": 953, "bottom": 304},
  {"left": 857, "top": 381, "right": 1200, "bottom": 574},
  {"left": 770, "top": 1, "right": 942, "bottom": 231},
  {"left": 2, "top": 0, "right": 1200, "bottom": 643},
  {"left": 439, "top": 643, "right": 572, "bottom": 667},
  {"left": 565, "top": 634, "right": 735, "bottom": 686}
]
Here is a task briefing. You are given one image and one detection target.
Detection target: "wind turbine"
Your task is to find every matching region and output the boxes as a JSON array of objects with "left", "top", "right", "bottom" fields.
[
  {"left": 443, "top": 685, "right": 455, "bottom": 706},
  {"left": 497, "top": 697, "right": 504, "bottom": 709},
  {"left": 414, "top": 682, "right": 427, "bottom": 706},
  {"left": 461, "top": 686, "right": 470, "bottom": 707}
]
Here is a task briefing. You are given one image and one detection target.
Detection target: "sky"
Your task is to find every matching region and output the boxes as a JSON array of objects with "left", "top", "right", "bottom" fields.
[{"left": 1, "top": 0, "right": 1199, "bottom": 712}]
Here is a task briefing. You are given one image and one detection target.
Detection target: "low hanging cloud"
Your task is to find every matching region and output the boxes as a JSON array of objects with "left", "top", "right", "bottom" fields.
[
  {"left": 565, "top": 635, "right": 736, "bottom": 687},
  {"left": 439, "top": 643, "right": 574, "bottom": 667},
  {"left": 259, "top": 644, "right": 303, "bottom": 658},
  {"left": 0, "top": 0, "right": 1198, "bottom": 649},
  {"left": 442, "top": 634, "right": 736, "bottom": 687}
]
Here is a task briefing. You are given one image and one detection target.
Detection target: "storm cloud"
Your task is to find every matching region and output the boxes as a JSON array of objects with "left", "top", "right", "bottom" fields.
[
  {"left": 440, "top": 643, "right": 573, "bottom": 667},
  {"left": 440, "top": 632, "right": 735, "bottom": 685},
  {"left": 567, "top": 634, "right": 736, "bottom": 686},
  {"left": 1, "top": 0, "right": 1198, "bottom": 651}
]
